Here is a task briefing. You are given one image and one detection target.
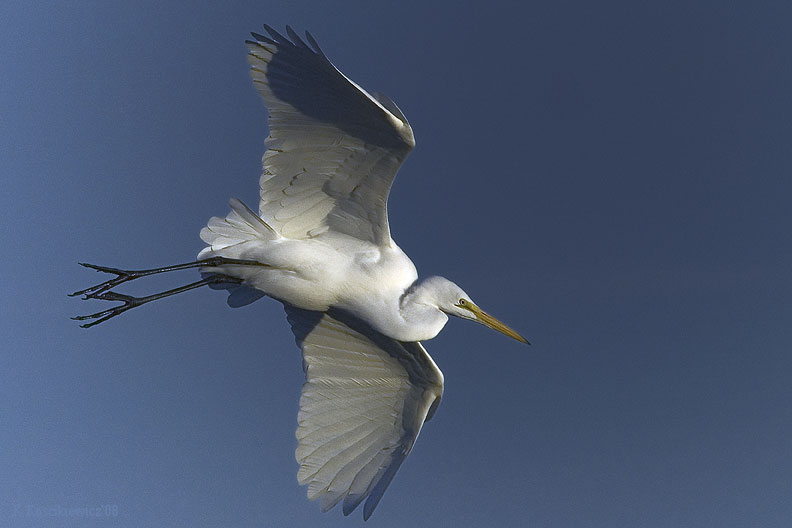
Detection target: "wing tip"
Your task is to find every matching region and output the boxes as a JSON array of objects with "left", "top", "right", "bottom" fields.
[
  {"left": 261, "top": 23, "right": 288, "bottom": 43},
  {"left": 249, "top": 32, "right": 276, "bottom": 46},
  {"left": 285, "top": 25, "right": 310, "bottom": 49},
  {"left": 342, "top": 493, "right": 365, "bottom": 517},
  {"left": 305, "top": 30, "right": 324, "bottom": 55},
  {"left": 250, "top": 24, "right": 325, "bottom": 59}
]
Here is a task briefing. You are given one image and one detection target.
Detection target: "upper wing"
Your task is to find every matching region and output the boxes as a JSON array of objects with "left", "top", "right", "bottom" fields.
[
  {"left": 246, "top": 25, "right": 415, "bottom": 246},
  {"left": 285, "top": 305, "right": 444, "bottom": 520}
]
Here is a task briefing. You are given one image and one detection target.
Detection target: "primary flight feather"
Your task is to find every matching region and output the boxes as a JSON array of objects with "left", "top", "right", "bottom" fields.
[{"left": 72, "top": 24, "right": 528, "bottom": 520}]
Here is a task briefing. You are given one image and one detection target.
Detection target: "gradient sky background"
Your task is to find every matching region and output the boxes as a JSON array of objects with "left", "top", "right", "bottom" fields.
[{"left": 2, "top": 1, "right": 791, "bottom": 527}]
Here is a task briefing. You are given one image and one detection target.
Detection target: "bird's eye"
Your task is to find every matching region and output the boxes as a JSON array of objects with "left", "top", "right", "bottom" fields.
[{"left": 458, "top": 299, "right": 467, "bottom": 306}]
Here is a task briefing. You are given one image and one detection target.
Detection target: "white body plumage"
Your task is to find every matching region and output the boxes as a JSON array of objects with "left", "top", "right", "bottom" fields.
[
  {"left": 199, "top": 204, "right": 452, "bottom": 342},
  {"left": 72, "top": 23, "right": 527, "bottom": 521}
]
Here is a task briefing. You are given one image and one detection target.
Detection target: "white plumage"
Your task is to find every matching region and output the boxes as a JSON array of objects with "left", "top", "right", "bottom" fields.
[
  {"left": 246, "top": 25, "right": 413, "bottom": 244},
  {"left": 287, "top": 306, "right": 442, "bottom": 518},
  {"left": 73, "top": 23, "right": 527, "bottom": 521}
]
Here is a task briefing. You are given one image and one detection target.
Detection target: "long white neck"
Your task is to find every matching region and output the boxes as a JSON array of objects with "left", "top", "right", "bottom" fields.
[
  {"left": 346, "top": 276, "right": 456, "bottom": 343},
  {"left": 393, "top": 278, "right": 450, "bottom": 342}
]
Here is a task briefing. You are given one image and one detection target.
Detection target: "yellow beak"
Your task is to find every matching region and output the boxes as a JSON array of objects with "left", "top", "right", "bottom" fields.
[{"left": 469, "top": 304, "right": 530, "bottom": 344}]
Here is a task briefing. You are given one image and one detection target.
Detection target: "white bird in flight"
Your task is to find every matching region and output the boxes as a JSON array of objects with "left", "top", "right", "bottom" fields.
[{"left": 72, "top": 24, "right": 528, "bottom": 520}]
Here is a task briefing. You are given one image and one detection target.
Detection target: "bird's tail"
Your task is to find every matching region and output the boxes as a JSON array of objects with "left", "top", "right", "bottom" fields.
[
  {"left": 198, "top": 198, "right": 278, "bottom": 308},
  {"left": 198, "top": 198, "right": 279, "bottom": 260}
]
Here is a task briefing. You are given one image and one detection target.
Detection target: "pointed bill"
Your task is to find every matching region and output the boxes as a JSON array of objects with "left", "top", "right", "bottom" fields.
[{"left": 470, "top": 304, "right": 530, "bottom": 344}]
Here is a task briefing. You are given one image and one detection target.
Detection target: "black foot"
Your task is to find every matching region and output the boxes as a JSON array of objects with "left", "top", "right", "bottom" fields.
[
  {"left": 71, "top": 290, "right": 146, "bottom": 328},
  {"left": 69, "top": 263, "right": 145, "bottom": 299}
]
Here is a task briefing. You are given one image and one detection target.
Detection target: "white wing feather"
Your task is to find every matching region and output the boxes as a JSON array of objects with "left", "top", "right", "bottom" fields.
[
  {"left": 246, "top": 26, "right": 415, "bottom": 246},
  {"left": 285, "top": 306, "right": 443, "bottom": 520}
]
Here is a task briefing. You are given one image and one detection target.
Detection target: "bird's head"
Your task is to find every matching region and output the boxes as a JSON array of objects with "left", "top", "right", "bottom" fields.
[{"left": 420, "top": 276, "right": 530, "bottom": 344}]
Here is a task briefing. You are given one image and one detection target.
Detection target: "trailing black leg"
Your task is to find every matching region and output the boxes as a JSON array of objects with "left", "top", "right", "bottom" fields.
[
  {"left": 70, "top": 257, "right": 266, "bottom": 299},
  {"left": 72, "top": 274, "right": 243, "bottom": 328}
]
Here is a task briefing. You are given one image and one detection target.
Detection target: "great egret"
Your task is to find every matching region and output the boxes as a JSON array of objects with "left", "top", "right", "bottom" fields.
[{"left": 72, "top": 24, "right": 528, "bottom": 520}]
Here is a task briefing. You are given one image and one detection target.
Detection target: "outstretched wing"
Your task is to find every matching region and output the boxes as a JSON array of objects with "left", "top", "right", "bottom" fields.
[
  {"left": 285, "top": 306, "right": 444, "bottom": 520},
  {"left": 246, "top": 25, "right": 415, "bottom": 246}
]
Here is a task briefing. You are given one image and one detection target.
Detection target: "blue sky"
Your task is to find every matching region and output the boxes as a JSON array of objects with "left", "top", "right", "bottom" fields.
[{"left": 2, "top": 1, "right": 791, "bottom": 526}]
